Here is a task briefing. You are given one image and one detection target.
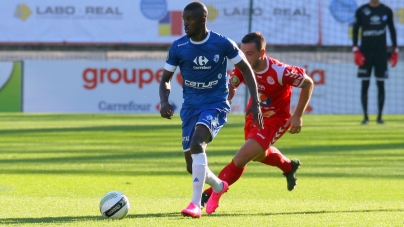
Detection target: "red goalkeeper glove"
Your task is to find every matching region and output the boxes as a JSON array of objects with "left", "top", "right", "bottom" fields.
[
  {"left": 390, "top": 47, "right": 399, "bottom": 67},
  {"left": 353, "top": 46, "right": 365, "bottom": 66}
]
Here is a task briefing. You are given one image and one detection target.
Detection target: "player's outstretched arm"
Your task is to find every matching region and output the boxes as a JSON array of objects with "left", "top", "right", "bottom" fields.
[
  {"left": 159, "top": 69, "right": 174, "bottom": 119},
  {"left": 286, "top": 74, "right": 314, "bottom": 134},
  {"left": 234, "top": 60, "right": 263, "bottom": 129}
]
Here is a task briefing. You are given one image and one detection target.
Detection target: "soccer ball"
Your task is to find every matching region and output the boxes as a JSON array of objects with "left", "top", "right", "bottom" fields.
[{"left": 99, "top": 191, "right": 130, "bottom": 219}]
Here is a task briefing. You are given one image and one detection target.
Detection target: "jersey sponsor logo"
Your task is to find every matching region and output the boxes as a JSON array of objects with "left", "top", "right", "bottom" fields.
[
  {"left": 193, "top": 56, "right": 211, "bottom": 69},
  {"left": 363, "top": 29, "right": 385, "bottom": 36},
  {"left": 177, "top": 41, "right": 188, "bottom": 47},
  {"left": 259, "top": 93, "right": 271, "bottom": 107},
  {"left": 370, "top": 15, "right": 381, "bottom": 25},
  {"left": 205, "top": 115, "right": 219, "bottom": 128},
  {"left": 262, "top": 110, "right": 275, "bottom": 118},
  {"left": 258, "top": 84, "right": 265, "bottom": 90},
  {"left": 213, "top": 54, "right": 219, "bottom": 63},
  {"left": 266, "top": 76, "right": 275, "bottom": 85},
  {"left": 257, "top": 133, "right": 265, "bottom": 139},
  {"left": 184, "top": 79, "right": 218, "bottom": 89},
  {"left": 230, "top": 76, "right": 240, "bottom": 86}
]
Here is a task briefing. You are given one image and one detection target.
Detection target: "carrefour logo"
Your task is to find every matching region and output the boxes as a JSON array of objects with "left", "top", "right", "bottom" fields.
[
  {"left": 193, "top": 56, "right": 211, "bottom": 70},
  {"left": 193, "top": 56, "right": 209, "bottom": 66}
]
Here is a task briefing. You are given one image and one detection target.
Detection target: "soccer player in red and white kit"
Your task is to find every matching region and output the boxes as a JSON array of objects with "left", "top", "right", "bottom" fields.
[
  {"left": 203, "top": 32, "right": 314, "bottom": 214},
  {"left": 352, "top": 0, "right": 398, "bottom": 124}
]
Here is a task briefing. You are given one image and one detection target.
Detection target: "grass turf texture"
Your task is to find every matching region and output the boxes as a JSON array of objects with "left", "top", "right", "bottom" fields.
[{"left": 0, "top": 113, "right": 403, "bottom": 227}]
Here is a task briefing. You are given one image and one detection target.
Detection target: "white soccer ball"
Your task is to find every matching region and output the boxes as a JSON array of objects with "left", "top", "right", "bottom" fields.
[{"left": 99, "top": 191, "right": 130, "bottom": 219}]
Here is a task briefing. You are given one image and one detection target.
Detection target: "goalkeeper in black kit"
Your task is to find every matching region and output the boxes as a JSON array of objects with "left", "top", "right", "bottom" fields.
[{"left": 352, "top": 0, "right": 398, "bottom": 124}]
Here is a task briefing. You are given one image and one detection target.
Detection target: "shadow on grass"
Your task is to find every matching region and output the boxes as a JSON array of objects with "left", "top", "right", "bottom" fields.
[
  {"left": 213, "top": 208, "right": 404, "bottom": 217},
  {"left": 1, "top": 208, "right": 402, "bottom": 224},
  {"left": 0, "top": 216, "right": 101, "bottom": 225},
  {"left": 0, "top": 167, "right": 403, "bottom": 179},
  {"left": 0, "top": 141, "right": 403, "bottom": 179},
  {"left": 1, "top": 143, "right": 403, "bottom": 164},
  {"left": 0, "top": 212, "right": 179, "bottom": 224}
]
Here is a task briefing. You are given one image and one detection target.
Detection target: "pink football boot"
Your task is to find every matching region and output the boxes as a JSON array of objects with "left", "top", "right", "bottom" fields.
[
  {"left": 206, "top": 181, "right": 229, "bottom": 214},
  {"left": 181, "top": 202, "right": 201, "bottom": 218}
]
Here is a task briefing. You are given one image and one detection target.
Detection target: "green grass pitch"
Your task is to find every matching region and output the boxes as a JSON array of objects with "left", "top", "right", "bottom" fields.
[{"left": 0, "top": 113, "right": 403, "bottom": 226}]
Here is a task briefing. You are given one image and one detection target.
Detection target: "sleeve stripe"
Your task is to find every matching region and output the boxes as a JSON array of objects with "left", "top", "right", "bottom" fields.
[
  {"left": 297, "top": 74, "right": 306, "bottom": 88},
  {"left": 164, "top": 63, "right": 177, "bottom": 72},
  {"left": 229, "top": 54, "right": 243, "bottom": 65}
]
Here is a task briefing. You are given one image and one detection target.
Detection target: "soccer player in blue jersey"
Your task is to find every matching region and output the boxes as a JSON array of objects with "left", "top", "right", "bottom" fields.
[{"left": 159, "top": 1, "right": 263, "bottom": 218}]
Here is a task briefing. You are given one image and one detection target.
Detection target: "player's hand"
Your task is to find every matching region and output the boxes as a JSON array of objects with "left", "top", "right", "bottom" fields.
[
  {"left": 160, "top": 101, "right": 174, "bottom": 119},
  {"left": 285, "top": 115, "right": 302, "bottom": 134},
  {"left": 390, "top": 47, "right": 399, "bottom": 67},
  {"left": 246, "top": 102, "right": 263, "bottom": 129},
  {"left": 353, "top": 46, "right": 365, "bottom": 66}
]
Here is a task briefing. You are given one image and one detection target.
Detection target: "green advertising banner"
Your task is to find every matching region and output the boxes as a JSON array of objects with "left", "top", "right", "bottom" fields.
[{"left": 0, "top": 62, "right": 22, "bottom": 112}]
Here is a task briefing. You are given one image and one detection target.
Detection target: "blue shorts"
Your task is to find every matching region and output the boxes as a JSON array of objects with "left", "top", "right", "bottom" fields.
[{"left": 180, "top": 107, "right": 228, "bottom": 151}]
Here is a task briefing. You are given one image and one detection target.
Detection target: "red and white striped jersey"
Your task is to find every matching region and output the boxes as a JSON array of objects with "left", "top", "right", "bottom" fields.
[{"left": 230, "top": 55, "right": 305, "bottom": 118}]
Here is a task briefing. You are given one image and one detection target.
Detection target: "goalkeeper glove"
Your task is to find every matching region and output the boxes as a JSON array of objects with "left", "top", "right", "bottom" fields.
[
  {"left": 353, "top": 46, "right": 365, "bottom": 66},
  {"left": 389, "top": 47, "right": 399, "bottom": 67}
]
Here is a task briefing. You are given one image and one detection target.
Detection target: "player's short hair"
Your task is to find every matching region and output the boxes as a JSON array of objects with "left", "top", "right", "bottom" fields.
[
  {"left": 241, "top": 32, "right": 266, "bottom": 51},
  {"left": 184, "top": 2, "right": 208, "bottom": 19}
]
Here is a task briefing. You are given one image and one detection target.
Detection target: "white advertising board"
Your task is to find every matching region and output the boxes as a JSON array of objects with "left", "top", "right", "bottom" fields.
[
  {"left": 4, "top": 0, "right": 402, "bottom": 45},
  {"left": 23, "top": 60, "right": 403, "bottom": 114},
  {"left": 23, "top": 60, "right": 184, "bottom": 113}
]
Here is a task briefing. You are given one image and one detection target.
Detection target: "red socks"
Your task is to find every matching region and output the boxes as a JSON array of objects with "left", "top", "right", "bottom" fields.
[
  {"left": 204, "top": 147, "right": 290, "bottom": 196},
  {"left": 204, "top": 160, "right": 246, "bottom": 196},
  {"left": 260, "top": 146, "right": 292, "bottom": 173}
]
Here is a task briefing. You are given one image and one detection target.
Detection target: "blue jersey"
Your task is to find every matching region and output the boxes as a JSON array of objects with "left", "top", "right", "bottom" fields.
[{"left": 164, "top": 31, "right": 244, "bottom": 109}]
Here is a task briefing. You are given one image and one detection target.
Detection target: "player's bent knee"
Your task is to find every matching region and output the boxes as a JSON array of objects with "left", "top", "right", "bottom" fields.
[
  {"left": 232, "top": 156, "right": 248, "bottom": 168},
  {"left": 252, "top": 152, "right": 266, "bottom": 162},
  {"left": 189, "top": 141, "right": 206, "bottom": 154}
]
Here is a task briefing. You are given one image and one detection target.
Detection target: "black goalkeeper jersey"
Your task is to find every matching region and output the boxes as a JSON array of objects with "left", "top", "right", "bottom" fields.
[{"left": 353, "top": 3, "right": 397, "bottom": 53}]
